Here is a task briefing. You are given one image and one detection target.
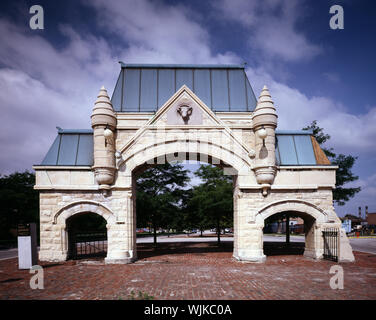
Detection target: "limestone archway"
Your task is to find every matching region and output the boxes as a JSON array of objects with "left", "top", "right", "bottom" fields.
[
  {"left": 66, "top": 212, "right": 107, "bottom": 259},
  {"left": 54, "top": 200, "right": 116, "bottom": 226},
  {"left": 52, "top": 201, "right": 120, "bottom": 261},
  {"left": 120, "top": 137, "right": 253, "bottom": 177},
  {"left": 34, "top": 68, "right": 356, "bottom": 264},
  {"left": 123, "top": 138, "right": 250, "bottom": 260},
  {"left": 256, "top": 199, "right": 329, "bottom": 224},
  {"left": 256, "top": 199, "right": 330, "bottom": 260}
]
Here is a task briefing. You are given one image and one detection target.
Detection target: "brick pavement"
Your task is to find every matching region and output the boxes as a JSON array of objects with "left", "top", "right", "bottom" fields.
[{"left": 0, "top": 242, "right": 375, "bottom": 300}]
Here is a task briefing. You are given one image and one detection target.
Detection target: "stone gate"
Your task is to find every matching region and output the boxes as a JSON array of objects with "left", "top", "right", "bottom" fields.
[{"left": 34, "top": 63, "right": 355, "bottom": 263}]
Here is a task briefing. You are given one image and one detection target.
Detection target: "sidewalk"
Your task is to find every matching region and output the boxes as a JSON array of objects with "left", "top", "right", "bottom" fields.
[{"left": 1, "top": 242, "right": 375, "bottom": 300}]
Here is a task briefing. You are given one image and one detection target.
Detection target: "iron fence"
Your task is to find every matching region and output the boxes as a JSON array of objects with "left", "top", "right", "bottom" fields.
[
  {"left": 69, "top": 231, "right": 107, "bottom": 259},
  {"left": 322, "top": 228, "right": 338, "bottom": 262}
]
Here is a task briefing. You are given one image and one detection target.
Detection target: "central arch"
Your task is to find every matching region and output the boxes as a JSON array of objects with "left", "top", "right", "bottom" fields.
[
  {"left": 126, "top": 141, "right": 246, "bottom": 260},
  {"left": 121, "top": 137, "right": 252, "bottom": 176}
]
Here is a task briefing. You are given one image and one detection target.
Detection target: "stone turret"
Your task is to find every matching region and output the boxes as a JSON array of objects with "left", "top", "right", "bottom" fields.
[
  {"left": 252, "top": 86, "right": 278, "bottom": 195},
  {"left": 91, "top": 86, "right": 117, "bottom": 190}
]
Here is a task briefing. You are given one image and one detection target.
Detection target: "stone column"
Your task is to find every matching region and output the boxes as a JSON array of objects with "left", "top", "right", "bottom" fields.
[
  {"left": 304, "top": 220, "right": 325, "bottom": 259},
  {"left": 38, "top": 193, "right": 68, "bottom": 262},
  {"left": 105, "top": 223, "right": 134, "bottom": 264},
  {"left": 105, "top": 190, "right": 136, "bottom": 264},
  {"left": 304, "top": 220, "right": 355, "bottom": 262},
  {"left": 233, "top": 189, "right": 266, "bottom": 262},
  {"left": 286, "top": 213, "right": 290, "bottom": 244},
  {"left": 235, "top": 223, "right": 266, "bottom": 262},
  {"left": 39, "top": 224, "right": 68, "bottom": 262},
  {"left": 339, "top": 227, "right": 355, "bottom": 262},
  {"left": 232, "top": 186, "right": 239, "bottom": 259}
]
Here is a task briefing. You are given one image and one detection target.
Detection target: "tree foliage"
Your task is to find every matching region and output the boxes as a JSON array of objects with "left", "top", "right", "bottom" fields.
[
  {"left": 185, "top": 165, "right": 233, "bottom": 244},
  {"left": 0, "top": 171, "right": 39, "bottom": 240},
  {"left": 136, "top": 162, "right": 190, "bottom": 245},
  {"left": 303, "top": 120, "right": 361, "bottom": 206}
]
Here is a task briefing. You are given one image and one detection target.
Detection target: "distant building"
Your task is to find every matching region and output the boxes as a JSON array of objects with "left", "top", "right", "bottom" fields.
[
  {"left": 265, "top": 217, "right": 304, "bottom": 234},
  {"left": 343, "top": 214, "right": 365, "bottom": 226},
  {"left": 367, "top": 213, "right": 376, "bottom": 226}
]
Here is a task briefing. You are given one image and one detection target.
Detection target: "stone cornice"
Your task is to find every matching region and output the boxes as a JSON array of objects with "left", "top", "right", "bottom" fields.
[
  {"left": 34, "top": 185, "right": 99, "bottom": 190},
  {"left": 33, "top": 166, "right": 92, "bottom": 170},
  {"left": 277, "top": 165, "right": 338, "bottom": 170}
]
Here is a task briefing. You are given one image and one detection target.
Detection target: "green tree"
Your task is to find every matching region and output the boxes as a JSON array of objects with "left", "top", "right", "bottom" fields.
[
  {"left": 0, "top": 171, "right": 39, "bottom": 241},
  {"left": 303, "top": 120, "right": 361, "bottom": 205},
  {"left": 187, "top": 165, "right": 233, "bottom": 245},
  {"left": 136, "top": 162, "right": 190, "bottom": 246},
  {"left": 182, "top": 188, "right": 208, "bottom": 236}
]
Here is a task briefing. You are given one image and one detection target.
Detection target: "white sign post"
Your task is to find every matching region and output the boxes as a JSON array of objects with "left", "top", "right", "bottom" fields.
[{"left": 17, "top": 223, "right": 38, "bottom": 269}]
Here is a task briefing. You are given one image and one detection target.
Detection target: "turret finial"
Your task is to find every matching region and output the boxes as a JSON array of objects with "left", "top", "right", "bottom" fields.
[{"left": 91, "top": 86, "right": 116, "bottom": 128}]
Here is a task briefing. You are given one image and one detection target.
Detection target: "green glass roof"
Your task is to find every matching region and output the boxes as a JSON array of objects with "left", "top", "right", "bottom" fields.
[
  {"left": 111, "top": 63, "right": 257, "bottom": 113},
  {"left": 275, "top": 130, "right": 316, "bottom": 165},
  {"left": 40, "top": 129, "right": 93, "bottom": 166}
]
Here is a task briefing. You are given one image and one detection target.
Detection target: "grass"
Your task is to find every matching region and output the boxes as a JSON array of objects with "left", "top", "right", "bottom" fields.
[{"left": 117, "top": 290, "right": 154, "bottom": 300}]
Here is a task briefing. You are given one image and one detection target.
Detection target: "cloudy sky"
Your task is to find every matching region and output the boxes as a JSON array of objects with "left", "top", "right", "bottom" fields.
[{"left": 0, "top": 0, "right": 375, "bottom": 217}]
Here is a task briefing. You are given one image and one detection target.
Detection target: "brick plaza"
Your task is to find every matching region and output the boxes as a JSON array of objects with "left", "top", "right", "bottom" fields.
[{"left": 1, "top": 242, "right": 375, "bottom": 300}]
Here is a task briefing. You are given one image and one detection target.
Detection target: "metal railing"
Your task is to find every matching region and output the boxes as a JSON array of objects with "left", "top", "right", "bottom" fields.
[
  {"left": 69, "top": 231, "right": 107, "bottom": 259},
  {"left": 322, "top": 228, "right": 338, "bottom": 262}
]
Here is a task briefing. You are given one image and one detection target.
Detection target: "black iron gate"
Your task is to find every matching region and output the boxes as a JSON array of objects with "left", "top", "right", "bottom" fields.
[
  {"left": 69, "top": 230, "right": 107, "bottom": 259},
  {"left": 322, "top": 228, "right": 338, "bottom": 262}
]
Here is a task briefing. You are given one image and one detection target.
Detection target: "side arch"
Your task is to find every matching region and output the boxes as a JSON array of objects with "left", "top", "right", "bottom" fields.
[
  {"left": 54, "top": 200, "right": 116, "bottom": 226},
  {"left": 256, "top": 199, "right": 329, "bottom": 224}
]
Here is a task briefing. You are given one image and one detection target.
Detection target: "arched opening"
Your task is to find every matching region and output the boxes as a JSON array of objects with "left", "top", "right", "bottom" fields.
[
  {"left": 254, "top": 199, "right": 329, "bottom": 261},
  {"left": 66, "top": 212, "right": 107, "bottom": 260},
  {"left": 263, "top": 210, "right": 316, "bottom": 257},
  {"left": 131, "top": 152, "right": 238, "bottom": 259}
]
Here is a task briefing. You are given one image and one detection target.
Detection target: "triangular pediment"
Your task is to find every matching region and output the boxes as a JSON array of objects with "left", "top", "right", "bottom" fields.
[
  {"left": 148, "top": 85, "right": 223, "bottom": 127},
  {"left": 118, "top": 85, "right": 255, "bottom": 161}
]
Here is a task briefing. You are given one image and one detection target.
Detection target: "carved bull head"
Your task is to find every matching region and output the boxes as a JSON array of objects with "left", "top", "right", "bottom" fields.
[{"left": 177, "top": 105, "right": 193, "bottom": 124}]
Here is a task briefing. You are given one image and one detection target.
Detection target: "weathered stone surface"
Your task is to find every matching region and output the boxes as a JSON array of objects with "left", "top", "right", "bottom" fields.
[{"left": 34, "top": 85, "right": 355, "bottom": 263}]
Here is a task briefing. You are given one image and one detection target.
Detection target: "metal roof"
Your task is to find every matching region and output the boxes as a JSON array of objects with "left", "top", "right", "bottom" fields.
[
  {"left": 275, "top": 131, "right": 316, "bottom": 165},
  {"left": 111, "top": 63, "right": 257, "bottom": 113},
  {"left": 39, "top": 129, "right": 323, "bottom": 167},
  {"left": 40, "top": 130, "right": 93, "bottom": 166},
  {"left": 120, "top": 63, "right": 245, "bottom": 69}
]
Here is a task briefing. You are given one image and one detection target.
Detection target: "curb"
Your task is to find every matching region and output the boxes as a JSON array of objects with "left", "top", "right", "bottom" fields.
[{"left": 348, "top": 236, "right": 376, "bottom": 239}]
